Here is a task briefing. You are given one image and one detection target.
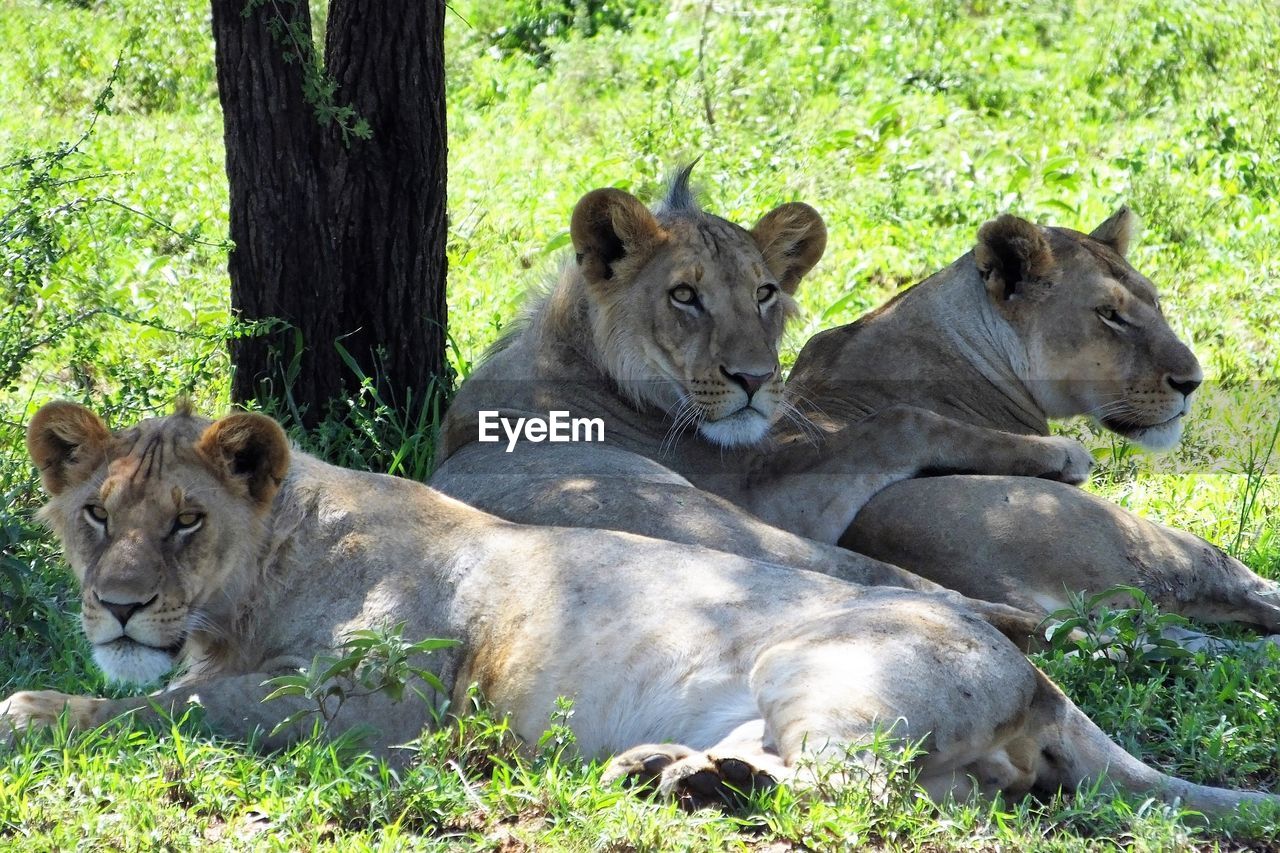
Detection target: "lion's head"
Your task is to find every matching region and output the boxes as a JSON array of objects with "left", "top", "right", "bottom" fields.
[
  {"left": 26, "top": 402, "right": 290, "bottom": 685},
  {"left": 976, "top": 208, "right": 1202, "bottom": 450},
  {"left": 568, "top": 168, "right": 827, "bottom": 447}
]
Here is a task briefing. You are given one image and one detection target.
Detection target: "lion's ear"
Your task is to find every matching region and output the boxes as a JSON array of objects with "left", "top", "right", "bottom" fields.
[
  {"left": 750, "top": 203, "right": 827, "bottom": 295},
  {"left": 26, "top": 401, "right": 112, "bottom": 495},
  {"left": 1089, "top": 206, "right": 1136, "bottom": 257},
  {"left": 570, "top": 188, "right": 667, "bottom": 287},
  {"left": 975, "top": 214, "right": 1054, "bottom": 301},
  {"left": 196, "top": 413, "right": 290, "bottom": 509}
]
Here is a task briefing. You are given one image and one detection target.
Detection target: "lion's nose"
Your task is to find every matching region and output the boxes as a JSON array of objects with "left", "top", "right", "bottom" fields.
[
  {"left": 1166, "top": 374, "right": 1202, "bottom": 398},
  {"left": 721, "top": 367, "right": 774, "bottom": 401},
  {"left": 98, "top": 593, "right": 157, "bottom": 628}
]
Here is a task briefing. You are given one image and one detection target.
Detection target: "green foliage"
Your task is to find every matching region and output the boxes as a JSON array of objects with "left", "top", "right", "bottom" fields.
[
  {"left": 0, "top": 67, "right": 120, "bottom": 393},
  {"left": 243, "top": 0, "right": 372, "bottom": 144},
  {"left": 784, "top": 730, "right": 931, "bottom": 844},
  {"left": 1229, "top": 409, "right": 1280, "bottom": 558},
  {"left": 250, "top": 338, "right": 449, "bottom": 482},
  {"left": 416, "top": 689, "right": 522, "bottom": 779},
  {"left": 262, "top": 623, "right": 458, "bottom": 739},
  {"left": 0, "top": 484, "right": 52, "bottom": 647},
  {"left": 114, "top": 4, "right": 217, "bottom": 114},
  {"left": 532, "top": 696, "right": 576, "bottom": 769},
  {"left": 1041, "top": 640, "right": 1280, "bottom": 801},
  {"left": 1, "top": 0, "right": 215, "bottom": 116},
  {"left": 1043, "top": 586, "right": 1197, "bottom": 676},
  {"left": 463, "top": 0, "right": 658, "bottom": 64}
]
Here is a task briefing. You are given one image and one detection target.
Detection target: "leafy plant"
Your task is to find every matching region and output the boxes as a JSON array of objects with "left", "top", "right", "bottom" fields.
[
  {"left": 533, "top": 695, "right": 577, "bottom": 769},
  {"left": 244, "top": 0, "right": 371, "bottom": 144},
  {"left": 262, "top": 622, "right": 459, "bottom": 739},
  {"left": 0, "top": 64, "right": 120, "bottom": 392},
  {"left": 1043, "top": 585, "right": 1198, "bottom": 677}
]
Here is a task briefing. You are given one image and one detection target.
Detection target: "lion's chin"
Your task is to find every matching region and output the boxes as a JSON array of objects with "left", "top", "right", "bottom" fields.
[
  {"left": 1101, "top": 413, "right": 1185, "bottom": 453},
  {"left": 92, "top": 638, "right": 178, "bottom": 687},
  {"left": 698, "top": 407, "right": 771, "bottom": 448}
]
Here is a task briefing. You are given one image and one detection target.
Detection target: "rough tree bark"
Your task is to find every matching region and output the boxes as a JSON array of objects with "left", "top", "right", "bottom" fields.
[{"left": 209, "top": 0, "right": 448, "bottom": 425}]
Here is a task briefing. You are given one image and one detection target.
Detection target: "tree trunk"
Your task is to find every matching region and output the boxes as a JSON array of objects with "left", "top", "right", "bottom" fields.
[{"left": 210, "top": 0, "right": 448, "bottom": 425}]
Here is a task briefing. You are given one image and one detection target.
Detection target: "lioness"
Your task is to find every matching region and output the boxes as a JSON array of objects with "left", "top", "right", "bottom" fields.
[
  {"left": 4, "top": 401, "right": 1277, "bottom": 816},
  {"left": 433, "top": 171, "right": 1089, "bottom": 592},
  {"left": 786, "top": 209, "right": 1280, "bottom": 631}
]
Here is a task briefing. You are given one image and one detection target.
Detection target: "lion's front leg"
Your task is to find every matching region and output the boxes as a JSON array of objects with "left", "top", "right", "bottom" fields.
[
  {"left": 0, "top": 683, "right": 245, "bottom": 745},
  {"left": 0, "top": 678, "right": 290, "bottom": 744},
  {"left": 3, "top": 671, "right": 441, "bottom": 753},
  {"left": 0, "top": 689, "right": 111, "bottom": 739},
  {"left": 741, "top": 404, "right": 1092, "bottom": 543}
]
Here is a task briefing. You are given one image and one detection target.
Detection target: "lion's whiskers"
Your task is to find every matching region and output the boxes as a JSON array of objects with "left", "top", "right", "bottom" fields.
[
  {"left": 775, "top": 398, "right": 823, "bottom": 448},
  {"left": 660, "top": 397, "right": 703, "bottom": 457}
]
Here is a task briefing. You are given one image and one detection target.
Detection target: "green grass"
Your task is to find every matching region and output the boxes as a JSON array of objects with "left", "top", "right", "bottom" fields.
[{"left": 3, "top": 0, "right": 1280, "bottom": 847}]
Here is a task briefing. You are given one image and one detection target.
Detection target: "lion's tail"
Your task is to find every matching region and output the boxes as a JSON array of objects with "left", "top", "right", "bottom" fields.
[{"left": 1031, "top": 668, "right": 1279, "bottom": 817}]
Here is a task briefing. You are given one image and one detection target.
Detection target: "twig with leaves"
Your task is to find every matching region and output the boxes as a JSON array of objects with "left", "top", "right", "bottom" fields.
[{"left": 262, "top": 622, "right": 459, "bottom": 739}]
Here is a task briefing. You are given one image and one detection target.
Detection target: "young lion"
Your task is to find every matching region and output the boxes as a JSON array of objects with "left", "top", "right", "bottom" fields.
[
  {"left": 433, "top": 170, "right": 1090, "bottom": 594},
  {"left": 4, "top": 401, "right": 1277, "bottom": 816},
  {"left": 786, "top": 209, "right": 1280, "bottom": 633}
]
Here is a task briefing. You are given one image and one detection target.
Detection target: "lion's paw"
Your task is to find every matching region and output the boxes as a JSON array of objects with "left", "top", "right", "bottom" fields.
[
  {"left": 0, "top": 690, "right": 101, "bottom": 739},
  {"left": 1038, "top": 437, "right": 1094, "bottom": 485},
  {"left": 606, "top": 744, "right": 778, "bottom": 809},
  {"left": 602, "top": 743, "right": 696, "bottom": 791},
  {"left": 658, "top": 752, "right": 778, "bottom": 810}
]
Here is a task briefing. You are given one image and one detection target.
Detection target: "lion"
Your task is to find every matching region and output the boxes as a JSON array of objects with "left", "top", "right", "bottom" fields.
[
  {"left": 784, "top": 208, "right": 1280, "bottom": 633},
  {"left": 4, "top": 400, "right": 1277, "bottom": 817},
  {"left": 432, "top": 169, "right": 1091, "bottom": 607}
]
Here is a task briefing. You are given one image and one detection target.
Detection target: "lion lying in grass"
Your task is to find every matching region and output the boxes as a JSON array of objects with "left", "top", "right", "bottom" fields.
[
  {"left": 785, "top": 208, "right": 1280, "bottom": 633},
  {"left": 433, "top": 170, "right": 1089, "bottom": 611},
  {"left": 3, "top": 401, "right": 1277, "bottom": 816}
]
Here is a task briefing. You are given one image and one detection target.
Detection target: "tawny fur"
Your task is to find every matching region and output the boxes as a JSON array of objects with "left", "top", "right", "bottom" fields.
[{"left": 784, "top": 209, "right": 1280, "bottom": 633}]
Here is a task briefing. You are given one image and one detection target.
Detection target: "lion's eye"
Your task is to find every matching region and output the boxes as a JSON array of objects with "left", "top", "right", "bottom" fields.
[
  {"left": 756, "top": 283, "right": 778, "bottom": 305},
  {"left": 1097, "top": 307, "right": 1130, "bottom": 328},
  {"left": 669, "top": 284, "right": 698, "bottom": 307},
  {"left": 84, "top": 504, "right": 108, "bottom": 526},
  {"left": 173, "top": 511, "right": 204, "bottom": 534}
]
